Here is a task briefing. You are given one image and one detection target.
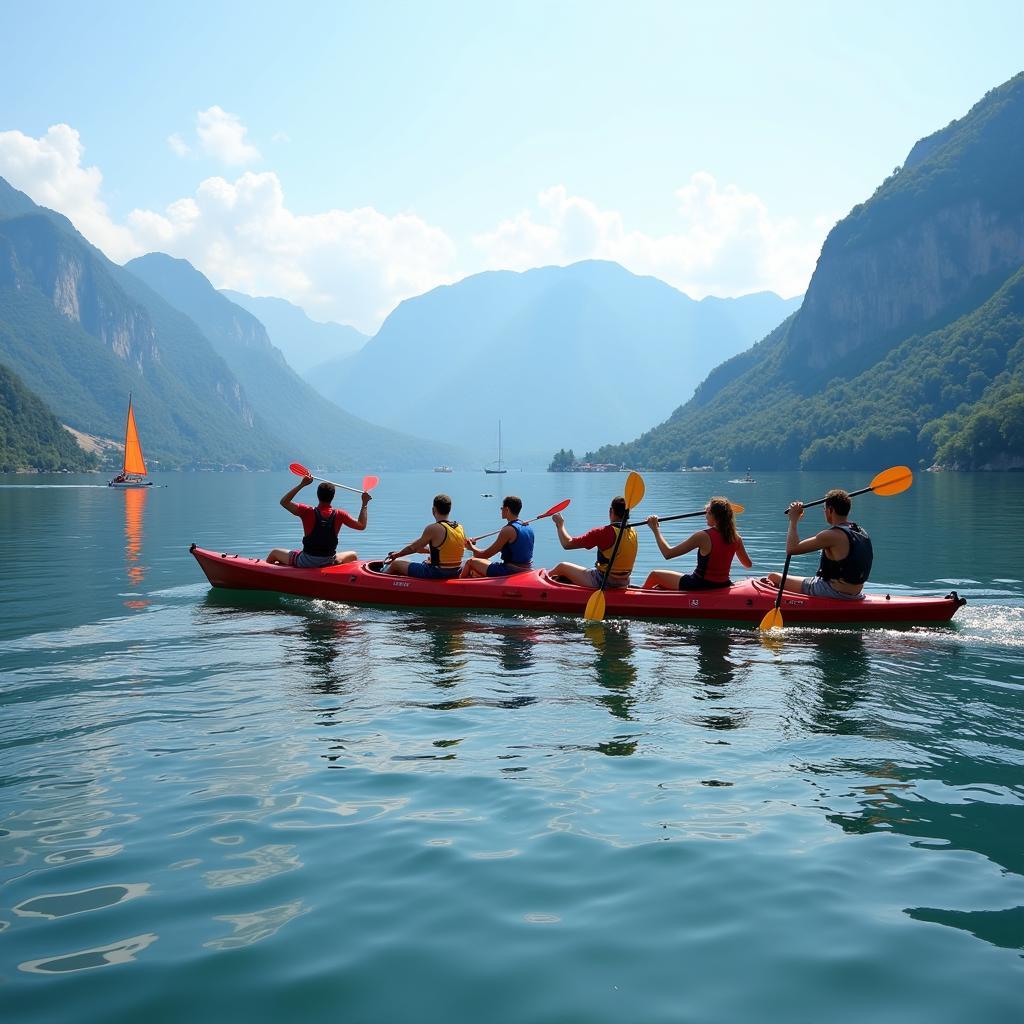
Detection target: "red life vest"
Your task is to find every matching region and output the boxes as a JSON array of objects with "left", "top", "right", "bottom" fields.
[{"left": 694, "top": 526, "right": 737, "bottom": 584}]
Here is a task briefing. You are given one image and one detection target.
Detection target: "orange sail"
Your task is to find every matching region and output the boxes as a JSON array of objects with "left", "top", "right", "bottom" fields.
[{"left": 123, "top": 397, "right": 147, "bottom": 476}]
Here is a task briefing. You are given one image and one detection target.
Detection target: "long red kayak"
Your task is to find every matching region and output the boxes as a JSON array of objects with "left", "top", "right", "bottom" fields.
[{"left": 190, "top": 546, "right": 966, "bottom": 625}]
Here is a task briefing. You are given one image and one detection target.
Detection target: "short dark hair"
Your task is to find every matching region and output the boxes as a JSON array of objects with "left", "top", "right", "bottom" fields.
[
  {"left": 503, "top": 495, "right": 523, "bottom": 516},
  {"left": 433, "top": 493, "right": 452, "bottom": 515},
  {"left": 610, "top": 496, "right": 626, "bottom": 518},
  {"left": 317, "top": 482, "right": 335, "bottom": 503},
  {"left": 824, "top": 488, "right": 851, "bottom": 516}
]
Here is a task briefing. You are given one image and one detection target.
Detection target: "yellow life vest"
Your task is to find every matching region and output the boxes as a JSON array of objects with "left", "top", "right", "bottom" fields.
[
  {"left": 431, "top": 521, "right": 465, "bottom": 569},
  {"left": 596, "top": 525, "right": 638, "bottom": 575}
]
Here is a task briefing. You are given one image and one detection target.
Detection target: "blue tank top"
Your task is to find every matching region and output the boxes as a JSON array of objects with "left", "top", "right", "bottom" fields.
[{"left": 500, "top": 521, "right": 534, "bottom": 565}]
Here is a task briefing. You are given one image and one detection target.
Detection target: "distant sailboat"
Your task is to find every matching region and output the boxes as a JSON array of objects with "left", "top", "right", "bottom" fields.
[
  {"left": 109, "top": 395, "right": 154, "bottom": 488},
  {"left": 484, "top": 420, "right": 508, "bottom": 474}
]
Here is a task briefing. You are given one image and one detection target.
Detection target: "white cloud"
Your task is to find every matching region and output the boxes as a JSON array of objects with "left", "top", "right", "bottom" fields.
[
  {"left": 0, "top": 124, "right": 141, "bottom": 262},
  {"left": 0, "top": 122, "right": 828, "bottom": 334},
  {"left": 167, "top": 132, "right": 191, "bottom": 158},
  {"left": 195, "top": 106, "right": 261, "bottom": 166},
  {"left": 474, "top": 176, "right": 824, "bottom": 299},
  {"left": 125, "top": 170, "right": 457, "bottom": 330}
]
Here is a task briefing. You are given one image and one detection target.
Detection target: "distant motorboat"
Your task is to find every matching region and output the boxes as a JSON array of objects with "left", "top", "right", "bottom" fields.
[
  {"left": 434, "top": 465, "right": 454, "bottom": 473},
  {"left": 109, "top": 395, "right": 154, "bottom": 488},
  {"left": 728, "top": 469, "right": 756, "bottom": 484}
]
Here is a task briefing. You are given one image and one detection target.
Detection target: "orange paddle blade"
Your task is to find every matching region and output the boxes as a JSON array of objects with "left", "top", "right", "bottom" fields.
[
  {"left": 870, "top": 465, "right": 913, "bottom": 496},
  {"left": 730, "top": 502, "right": 745, "bottom": 515},
  {"left": 624, "top": 471, "right": 645, "bottom": 509},
  {"left": 362, "top": 475, "right": 380, "bottom": 492},
  {"left": 759, "top": 607, "right": 783, "bottom": 632},
  {"left": 289, "top": 462, "right": 311, "bottom": 477},
  {"left": 584, "top": 589, "right": 607, "bottom": 622}
]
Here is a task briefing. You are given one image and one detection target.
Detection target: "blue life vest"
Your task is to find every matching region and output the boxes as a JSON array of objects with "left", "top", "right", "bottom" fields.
[
  {"left": 500, "top": 521, "right": 534, "bottom": 565},
  {"left": 817, "top": 522, "right": 873, "bottom": 584},
  {"left": 303, "top": 508, "right": 339, "bottom": 557}
]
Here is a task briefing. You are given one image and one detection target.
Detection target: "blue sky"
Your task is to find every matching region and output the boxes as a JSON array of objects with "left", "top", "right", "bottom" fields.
[{"left": 2, "top": 1, "right": 1022, "bottom": 330}]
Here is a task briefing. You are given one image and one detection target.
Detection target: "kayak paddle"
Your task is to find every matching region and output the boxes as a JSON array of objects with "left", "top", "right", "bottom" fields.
[
  {"left": 650, "top": 501, "right": 745, "bottom": 524},
  {"left": 290, "top": 462, "right": 380, "bottom": 496},
  {"left": 584, "top": 472, "right": 645, "bottom": 623},
  {"left": 470, "top": 499, "right": 571, "bottom": 543},
  {"left": 779, "top": 465, "right": 913, "bottom": 515},
  {"left": 760, "top": 465, "right": 914, "bottom": 632}
]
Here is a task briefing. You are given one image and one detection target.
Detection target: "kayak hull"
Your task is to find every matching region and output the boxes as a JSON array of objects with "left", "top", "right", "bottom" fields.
[{"left": 190, "top": 546, "right": 966, "bottom": 625}]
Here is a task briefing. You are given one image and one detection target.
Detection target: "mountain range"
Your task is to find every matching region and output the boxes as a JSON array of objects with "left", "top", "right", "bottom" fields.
[
  {"left": 308, "top": 260, "right": 800, "bottom": 464},
  {"left": 220, "top": 290, "right": 368, "bottom": 374},
  {"left": 586, "top": 71, "right": 1024, "bottom": 471},
  {"left": 0, "top": 177, "right": 456, "bottom": 470}
]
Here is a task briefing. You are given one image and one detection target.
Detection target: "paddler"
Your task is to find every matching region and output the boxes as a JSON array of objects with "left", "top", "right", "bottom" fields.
[
  {"left": 550, "top": 496, "right": 637, "bottom": 589},
  {"left": 266, "top": 475, "right": 370, "bottom": 568},
  {"left": 460, "top": 495, "right": 535, "bottom": 577},
  {"left": 767, "top": 488, "right": 873, "bottom": 599},
  {"left": 384, "top": 493, "right": 466, "bottom": 578},
  {"left": 643, "top": 496, "right": 752, "bottom": 590}
]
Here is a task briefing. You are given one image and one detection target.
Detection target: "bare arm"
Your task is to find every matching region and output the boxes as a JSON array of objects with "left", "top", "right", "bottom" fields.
[
  {"left": 735, "top": 533, "right": 753, "bottom": 569},
  {"left": 468, "top": 523, "right": 516, "bottom": 560},
  {"left": 551, "top": 513, "right": 584, "bottom": 551},
  {"left": 280, "top": 476, "right": 313, "bottom": 514},
  {"left": 784, "top": 502, "right": 842, "bottom": 556},
  {"left": 646, "top": 516, "right": 706, "bottom": 560},
  {"left": 388, "top": 523, "right": 440, "bottom": 561},
  {"left": 348, "top": 491, "right": 372, "bottom": 532}
]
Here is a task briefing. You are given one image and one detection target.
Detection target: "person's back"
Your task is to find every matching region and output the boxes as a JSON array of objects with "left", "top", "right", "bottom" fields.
[
  {"left": 550, "top": 496, "right": 638, "bottom": 589},
  {"left": 767, "top": 488, "right": 873, "bottom": 599},
  {"left": 462, "top": 496, "right": 535, "bottom": 578},
  {"left": 643, "top": 497, "right": 752, "bottom": 591},
  {"left": 385, "top": 493, "right": 466, "bottom": 579},
  {"left": 266, "top": 476, "right": 370, "bottom": 568}
]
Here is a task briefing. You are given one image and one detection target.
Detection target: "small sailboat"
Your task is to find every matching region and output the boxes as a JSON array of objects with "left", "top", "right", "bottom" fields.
[
  {"left": 484, "top": 420, "right": 508, "bottom": 475},
  {"left": 109, "top": 395, "right": 154, "bottom": 488}
]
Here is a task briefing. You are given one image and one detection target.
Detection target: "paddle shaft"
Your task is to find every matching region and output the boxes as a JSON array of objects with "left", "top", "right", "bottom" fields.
[
  {"left": 472, "top": 514, "right": 546, "bottom": 543},
  {"left": 654, "top": 510, "right": 708, "bottom": 524},
  {"left": 595, "top": 515, "right": 631, "bottom": 595},
  {"left": 783, "top": 481, "right": 877, "bottom": 515},
  {"left": 772, "top": 553, "right": 793, "bottom": 612},
  {"left": 308, "top": 473, "right": 364, "bottom": 496}
]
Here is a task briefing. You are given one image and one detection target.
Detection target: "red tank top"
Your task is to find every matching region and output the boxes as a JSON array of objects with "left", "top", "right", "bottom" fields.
[{"left": 695, "top": 526, "right": 737, "bottom": 583}]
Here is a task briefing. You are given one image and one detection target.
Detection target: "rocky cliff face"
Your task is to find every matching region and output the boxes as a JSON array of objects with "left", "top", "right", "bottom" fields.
[{"left": 791, "top": 199, "right": 1024, "bottom": 371}]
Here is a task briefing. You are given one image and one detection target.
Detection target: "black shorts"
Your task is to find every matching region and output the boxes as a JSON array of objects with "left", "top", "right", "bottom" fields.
[{"left": 676, "top": 574, "right": 732, "bottom": 592}]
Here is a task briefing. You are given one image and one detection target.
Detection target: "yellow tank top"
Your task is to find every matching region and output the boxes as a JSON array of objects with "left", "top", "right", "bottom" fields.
[
  {"left": 596, "top": 525, "right": 638, "bottom": 575},
  {"left": 431, "top": 521, "right": 465, "bottom": 568}
]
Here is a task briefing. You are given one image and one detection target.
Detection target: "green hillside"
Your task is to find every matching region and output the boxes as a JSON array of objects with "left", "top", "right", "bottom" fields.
[
  {"left": 0, "top": 196, "right": 286, "bottom": 469},
  {"left": 584, "top": 72, "right": 1024, "bottom": 472},
  {"left": 126, "top": 254, "right": 463, "bottom": 470},
  {"left": 0, "top": 361, "right": 97, "bottom": 472}
]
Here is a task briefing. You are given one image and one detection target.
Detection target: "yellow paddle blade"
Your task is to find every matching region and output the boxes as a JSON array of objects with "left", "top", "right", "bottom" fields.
[
  {"left": 870, "top": 465, "right": 913, "bottom": 496},
  {"left": 624, "top": 471, "right": 645, "bottom": 509},
  {"left": 759, "top": 607, "right": 784, "bottom": 632},
  {"left": 584, "top": 589, "right": 607, "bottom": 622},
  {"left": 730, "top": 501, "right": 745, "bottom": 515}
]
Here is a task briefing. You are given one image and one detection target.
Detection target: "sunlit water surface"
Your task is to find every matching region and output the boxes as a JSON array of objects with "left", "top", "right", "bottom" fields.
[{"left": 1, "top": 470, "right": 1022, "bottom": 1022}]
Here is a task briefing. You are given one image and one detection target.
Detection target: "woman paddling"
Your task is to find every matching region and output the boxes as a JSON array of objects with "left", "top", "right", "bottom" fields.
[{"left": 643, "top": 496, "right": 752, "bottom": 590}]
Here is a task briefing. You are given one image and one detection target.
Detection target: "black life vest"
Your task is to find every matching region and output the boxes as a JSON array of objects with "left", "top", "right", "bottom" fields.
[
  {"left": 817, "top": 522, "right": 873, "bottom": 585},
  {"left": 302, "top": 508, "right": 339, "bottom": 557}
]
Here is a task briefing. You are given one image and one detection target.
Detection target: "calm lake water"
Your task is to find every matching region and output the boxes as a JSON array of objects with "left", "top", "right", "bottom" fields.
[{"left": 1, "top": 469, "right": 1022, "bottom": 1023}]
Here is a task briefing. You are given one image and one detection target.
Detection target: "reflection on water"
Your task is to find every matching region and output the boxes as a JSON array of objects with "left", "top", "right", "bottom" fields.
[
  {"left": 122, "top": 487, "right": 149, "bottom": 608},
  {"left": 584, "top": 623, "right": 638, "bottom": 731},
  {"left": 692, "top": 629, "right": 749, "bottom": 732}
]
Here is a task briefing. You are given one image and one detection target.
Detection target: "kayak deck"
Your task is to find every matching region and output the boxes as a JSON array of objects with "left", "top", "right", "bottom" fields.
[{"left": 190, "top": 545, "right": 966, "bottom": 625}]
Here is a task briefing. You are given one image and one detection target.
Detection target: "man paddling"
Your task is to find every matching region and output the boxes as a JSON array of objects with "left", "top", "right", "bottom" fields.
[
  {"left": 267, "top": 475, "right": 370, "bottom": 568},
  {"left": 461, "top": 495, "right": 535, "bottom": 577},
  {"left": 767, "top": 488, "right": 872, "bottom": 599},
  {"left": 385, "top": 493, "right": 466, "bottom": 579},
  {"left": 550, "top": 496, "right": 637, "bottom": 589}
]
